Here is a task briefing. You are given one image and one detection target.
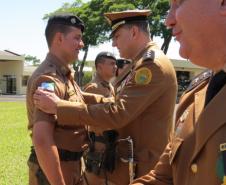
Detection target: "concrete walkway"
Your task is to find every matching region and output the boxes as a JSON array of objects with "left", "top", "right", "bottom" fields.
[{"left": 0, "top": 95, "right": 26, "bottom": 102}]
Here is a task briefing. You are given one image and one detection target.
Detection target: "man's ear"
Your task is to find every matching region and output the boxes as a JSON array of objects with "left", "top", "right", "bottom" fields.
[
  {"left": 131, "top": 25, "right": 139, "bottom": 38},
  {"left": 54, "top": 32, "right": 63, "bottom": 45},
  {"left": 220, "top": 0, "right": 226, "bottom": 15}
]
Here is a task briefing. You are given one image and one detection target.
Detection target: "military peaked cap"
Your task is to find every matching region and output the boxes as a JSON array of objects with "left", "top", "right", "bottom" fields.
[{"left": 104, "top": 9, "right": 151, "bottom": 35}]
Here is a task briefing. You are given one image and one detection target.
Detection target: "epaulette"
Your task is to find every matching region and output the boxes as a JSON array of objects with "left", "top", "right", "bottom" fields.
[
  {"left": 42, "top": 61, "right": 57, "bottom": 76},
  {"left": 186, "top": 69, "right": 213, "bottom": 92},
  {"left": 143, "top": 50, "right": 155, "bottom": 62}
]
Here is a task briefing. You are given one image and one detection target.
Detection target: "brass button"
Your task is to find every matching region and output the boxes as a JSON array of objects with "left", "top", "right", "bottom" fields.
[{"left": 191, "top": 164, "right": 198, "bottom": 173}]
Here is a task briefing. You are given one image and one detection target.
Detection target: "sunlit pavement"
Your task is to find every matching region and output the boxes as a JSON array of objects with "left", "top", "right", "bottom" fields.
[{"left": 0, "top": 95, "right": 26, "bottom": 102}]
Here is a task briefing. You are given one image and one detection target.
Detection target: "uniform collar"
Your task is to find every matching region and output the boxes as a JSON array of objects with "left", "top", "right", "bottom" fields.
[
  {"left": 46, "top": 52, "right": 73, "bottom": 77},
  {"left": 95, "top": 73, "right": 111, "bottom": 88},
  {"left": 133, "top": 41, "right": 156, "bottom": 62}
]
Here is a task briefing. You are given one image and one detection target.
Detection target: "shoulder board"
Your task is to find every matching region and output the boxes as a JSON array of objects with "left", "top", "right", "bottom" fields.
[
  {"left": 186, "top": 69, "right": 213, "bottom": 92},
  {"left": 142, "top": 50, "right": 155, "bottom": 62},
  {"left": 42, "top": 60, "right": 57, "bottom": 75}
]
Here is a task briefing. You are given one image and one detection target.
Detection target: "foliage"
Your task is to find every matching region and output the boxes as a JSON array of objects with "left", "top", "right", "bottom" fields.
[
  {"left": 43, "top": 0, "right": 171, "bottom": 86},
  {"left": 82, "top": 71, "right": 93, "bottom": 86},
  {"left": 24, "top": 54, "right": 41, "bottom": 66},
  {"left": 0, "top": 102, "right": 31, "bottom": 185}
]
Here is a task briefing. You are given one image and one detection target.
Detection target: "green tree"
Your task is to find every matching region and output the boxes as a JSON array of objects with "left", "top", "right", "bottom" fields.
[{"left": 24, "top": 55, "right": 41, "bottom": 66}]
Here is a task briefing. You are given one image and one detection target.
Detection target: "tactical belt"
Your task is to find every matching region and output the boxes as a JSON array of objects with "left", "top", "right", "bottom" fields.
[
  {"left": 89, "top": 134, "right": 106, "bottom": 144},
  {"left": 29, "top": 146, "right": 83, "bottom": 164}
]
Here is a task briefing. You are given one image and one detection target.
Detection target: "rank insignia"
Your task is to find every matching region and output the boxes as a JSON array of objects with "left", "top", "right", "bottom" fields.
[
  {"left": 135, "top": 67, "right": 152, "bottom": 85},
  {"left": 216, "top": 143, "right": 226, "bottom": 184}
]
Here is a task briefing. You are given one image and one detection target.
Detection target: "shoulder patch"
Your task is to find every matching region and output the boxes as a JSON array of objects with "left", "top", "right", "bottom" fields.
[
  {"left": 135, "top": 67, "right": 152, "bottom": 85},
  {"left": 143, "top": 50, "right": 155, "bottom": 62},
  {"left": 186, "top": 70, "right": 213, "bottom": 92}
]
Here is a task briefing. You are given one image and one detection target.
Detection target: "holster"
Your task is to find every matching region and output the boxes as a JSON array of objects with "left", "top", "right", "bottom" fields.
[{"left": 84, "top": 130, "right": 119, "bottom": 175}]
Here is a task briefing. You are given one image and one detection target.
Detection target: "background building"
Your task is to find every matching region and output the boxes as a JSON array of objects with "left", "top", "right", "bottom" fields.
[
  {"left": 0, "top": 51, "right": 205, "bottom": 95},
  {"left": 0, "top": 50, "right": 25, "bottom": 95}
]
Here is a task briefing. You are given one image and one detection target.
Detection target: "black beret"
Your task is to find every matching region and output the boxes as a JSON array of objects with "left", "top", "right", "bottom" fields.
[
  {"left": 95, "top": 51, "right": 116, "bottom": 62},
  {"left": 47, "top": 14, "right": 85, "bottom": 32}
]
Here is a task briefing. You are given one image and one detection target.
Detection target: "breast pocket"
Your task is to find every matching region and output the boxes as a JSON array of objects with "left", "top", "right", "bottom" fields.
[{"left": 169, "top": 137, "right": 184, "bottom": 165}]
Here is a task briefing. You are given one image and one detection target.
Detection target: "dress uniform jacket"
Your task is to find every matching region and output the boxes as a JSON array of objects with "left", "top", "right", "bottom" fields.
[
  {"left": 26, "top": 53, "right": 87, "bottom": 185},
  {"left": 56, "top": 42, "right": 177, "bottom": 184},
  {"left": 132, "top": 70, "right": 226, "bottom": 185}
]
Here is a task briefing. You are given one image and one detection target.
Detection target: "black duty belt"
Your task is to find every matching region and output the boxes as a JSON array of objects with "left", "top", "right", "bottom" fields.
[
  {"left": 29, "top": 147, "right": 83, "bottom": 164},
  {"left": 88, "top": 130, "right": 119, "bottom": 144}
]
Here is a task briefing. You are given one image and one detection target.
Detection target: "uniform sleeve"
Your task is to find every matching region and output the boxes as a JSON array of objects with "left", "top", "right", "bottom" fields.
[
  {"left": 81, "top": 91, "right": 113, "bottom": 104},
  {"left": 30, "top": 75, "right": 63, "bottom": 125},
  {"left": 83, "top": 83, "right": 97, "bottom": 93},
  {"left": 56, "top": 59, "right": 172, "bottom": 129},
  {"left": 132, "top": 143, "right": 173, "bottom": 185}
]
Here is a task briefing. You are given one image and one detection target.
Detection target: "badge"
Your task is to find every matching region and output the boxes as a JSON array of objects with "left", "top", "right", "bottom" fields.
[
  {"left": 135, "top": 67, "right": 152, "bottom": 85},
  {"left": 40, "top": 82, "right": 55, "bottom": 91}
]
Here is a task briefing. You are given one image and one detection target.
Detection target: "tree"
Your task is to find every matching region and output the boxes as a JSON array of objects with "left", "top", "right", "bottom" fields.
[
  {"left": 44, "top": 0, "right": 171, "bottom": 86},
  {"left": 24, "top": 55, "right": 41, "bottom": 66}
]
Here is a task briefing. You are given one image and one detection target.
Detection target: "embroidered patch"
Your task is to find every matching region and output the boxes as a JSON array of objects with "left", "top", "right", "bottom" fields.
[
  {"left": 40, "top": 82, "right": 55, "bottom": 91},
  {"left": 135, "top": 67, "right": 152, "bottom": 85}
]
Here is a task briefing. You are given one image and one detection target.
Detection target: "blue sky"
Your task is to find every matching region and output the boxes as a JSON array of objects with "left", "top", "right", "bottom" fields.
[{"left": 0, "top": 0, "right": 182, "bottom": 61}]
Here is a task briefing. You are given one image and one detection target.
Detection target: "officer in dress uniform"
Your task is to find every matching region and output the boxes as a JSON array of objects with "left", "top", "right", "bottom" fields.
[
  {"left": 132, "top": 0, "right": 226, "bottom": 185},
  {"left": 26, "top": 14, "right": 88, "bottom": 185},
  {"left": 34, "top": 10, "right": 177, "bottom": 185}
]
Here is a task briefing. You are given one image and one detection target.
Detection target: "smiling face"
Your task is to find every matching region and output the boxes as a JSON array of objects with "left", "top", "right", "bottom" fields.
[
  {"left": 60, "top": 26, "right": 84, "bottom": 63},
  {"left": 165, "top": 0, "right": 226, "bottom": 70}
]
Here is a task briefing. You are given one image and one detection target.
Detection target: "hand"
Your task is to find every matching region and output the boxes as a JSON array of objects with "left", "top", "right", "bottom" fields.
[{"left": 33, "top": 89, "right": 60, "bottom": 114}]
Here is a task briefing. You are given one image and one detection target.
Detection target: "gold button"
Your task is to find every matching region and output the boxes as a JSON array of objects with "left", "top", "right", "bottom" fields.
[{"left": 191, "top": 164, "right": 198, "bottom": 173}]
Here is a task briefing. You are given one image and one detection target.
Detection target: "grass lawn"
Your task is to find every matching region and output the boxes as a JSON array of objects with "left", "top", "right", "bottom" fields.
[{"left": 0, "top": 102, "right": 31, "bottom": 185}]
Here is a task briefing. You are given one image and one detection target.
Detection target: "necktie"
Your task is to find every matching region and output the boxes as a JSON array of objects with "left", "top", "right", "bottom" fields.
[{"left": 204, "top": 70, "right": 226, "bottom": 106}]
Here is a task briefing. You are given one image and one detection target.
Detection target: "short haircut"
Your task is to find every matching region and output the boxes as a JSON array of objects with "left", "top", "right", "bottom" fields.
[
  {"left": 95, "top": 52, "right": 116, "bottom": 68},
  {"left": 124, "top": 21, "right": 150, "bottom": 36},
  {"left": 45, "top": 24, "right": 73, "bottom": 48},
  {"left": 45, "top": 14, "right": 84, "bottom": 48}
]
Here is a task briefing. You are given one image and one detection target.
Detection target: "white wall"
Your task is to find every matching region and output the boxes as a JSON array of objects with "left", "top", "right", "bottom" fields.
[{"left": 0, "top": 60, "right": 24, "bottom": 94}]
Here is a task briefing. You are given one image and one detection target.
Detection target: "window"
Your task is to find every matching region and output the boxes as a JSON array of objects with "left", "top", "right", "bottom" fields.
[{"left": 22, "top": 75, "right": 29, "bottom": 86}]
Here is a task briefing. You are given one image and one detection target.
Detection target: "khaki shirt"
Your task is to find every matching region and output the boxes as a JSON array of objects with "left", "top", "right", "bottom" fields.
[
  {"left": 83, "top": 73, "right": 115, "bottom": 135},
  {"left": 132, "top": 70, "right": 226, "bottom": 185},
  {"left": 56, "top": 42, "right": 177, "bottom": 184},
  {"left": 26, "top": 53, "right": 87, "bottom": 152},
  {"left": 83, "top": 73, "right": 115, "bottom": 97}
]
